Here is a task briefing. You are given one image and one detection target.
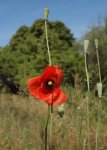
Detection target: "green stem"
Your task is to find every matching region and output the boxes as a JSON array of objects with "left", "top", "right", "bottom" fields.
[
  {"left": 95, "top": 40, "right": 102, "bottom": 150},
  {"left": 44, "top": 15, "right": 52, "bottom": 150},
  {"left": 45, "top": 106, "right": 50, "bottom": 150},
  {"left": 83, "top": 139, "right": 86, "bottom": 150},
  {"left": 45, "top": 19, "right": 51, "bottom": 66},
  {"left": 96, "top": 98, "right": 101, "bottom": 150},
  {"left": 49, "top": 105, "right": 53, "bottom": 150},
  {"left": 84, "top": 51, "right": 91, "bottom": 150},
  {"left": 96, "top": 47, "right": 101, "bottom": 83},
  {"left": 84, "top": 52, "right": 90, "bottom": 91},
  {"left": 49, "top": 93, "right": 54, "bottom": 150},
  {"left": 86, "top": 93, "right": 91, "bottom": 150}
]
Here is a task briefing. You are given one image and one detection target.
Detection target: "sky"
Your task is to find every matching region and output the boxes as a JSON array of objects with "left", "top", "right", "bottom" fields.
[{"left": 0, "top": 0, "right": 107, "bottom": 47}]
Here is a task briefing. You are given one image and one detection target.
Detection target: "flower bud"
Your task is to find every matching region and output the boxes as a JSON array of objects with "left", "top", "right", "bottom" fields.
[
  {"left": 57, "top": 104, "right": 65, "bottom": 118},
  {"left": 94, "top": 39, "right": 98, "bottom": 49},
  {"left": 84, "top": 40, "right": 89, "bottom": 52},
  {"left": 44, "top": 8, "right": 49, "bottom": 20},
  {"left": 97, "top": 82, "right": 102, "bottom": 98}
]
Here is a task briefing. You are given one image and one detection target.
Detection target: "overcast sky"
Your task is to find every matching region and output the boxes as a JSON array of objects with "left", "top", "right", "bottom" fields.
[{"left": 0, "top": 0, "right": 107, "bottom": 46}]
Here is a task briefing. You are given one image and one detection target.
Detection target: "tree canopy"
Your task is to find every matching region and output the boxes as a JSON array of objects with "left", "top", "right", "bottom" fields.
[
  {"left": 0, "top": 19, "right": 84, "bottom": 93},
  {"left": 0, "top": 18, "right": 107, "bottom": 95}
]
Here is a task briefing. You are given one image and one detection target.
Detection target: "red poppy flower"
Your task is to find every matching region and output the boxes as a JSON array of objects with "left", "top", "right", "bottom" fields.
[{"left": 27, "top": 66, "right": 67, "bottom": 106}]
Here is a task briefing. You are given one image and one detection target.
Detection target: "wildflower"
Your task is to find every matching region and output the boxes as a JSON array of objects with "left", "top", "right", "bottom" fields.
[{"left": 27, "top": 66, "right": 67, "bottom": 105}]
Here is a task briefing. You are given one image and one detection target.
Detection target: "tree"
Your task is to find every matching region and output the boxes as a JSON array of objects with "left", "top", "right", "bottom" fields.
[{"left": 0, "top": 19, "right": 80, "bottom": 92}]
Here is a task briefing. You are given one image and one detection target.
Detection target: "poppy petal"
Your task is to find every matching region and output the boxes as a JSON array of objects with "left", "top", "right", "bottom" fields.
[
  {"left": 27, "top": 76, "right": 41, "bottom": 95},
  {"left": 51, "top": 88, "right": 67, "bottom": 106},
  {"left": 29, "top": 86, "right": 67, "bottom": 106}
]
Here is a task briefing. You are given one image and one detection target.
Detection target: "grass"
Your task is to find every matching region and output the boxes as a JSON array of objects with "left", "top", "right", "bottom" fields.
[{"left": 0, "top": 87, "right": 107, "bottom": 150}]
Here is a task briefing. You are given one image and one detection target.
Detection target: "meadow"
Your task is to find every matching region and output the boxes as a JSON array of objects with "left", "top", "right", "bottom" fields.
[
  {"left": 0, "top": 86, "right": 107, "bottom": 150},
  {"left": 0, "top": 9, "right": 107, "bottom": 150}
]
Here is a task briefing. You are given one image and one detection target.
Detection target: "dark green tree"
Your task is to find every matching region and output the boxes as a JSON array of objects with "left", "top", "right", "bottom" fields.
[{"left": 0, "top": 19, "right": 83, "bottom": 92}]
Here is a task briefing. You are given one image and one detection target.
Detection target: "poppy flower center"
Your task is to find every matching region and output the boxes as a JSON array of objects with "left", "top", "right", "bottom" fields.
[{"left": 47, "top": 81, "right": 53, "bottom": 86}]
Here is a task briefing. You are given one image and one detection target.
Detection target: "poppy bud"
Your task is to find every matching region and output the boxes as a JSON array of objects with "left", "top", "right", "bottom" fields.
[
  {"left": 94, "top": 39, "right": 98, "bottom": 49},
  {"left": 57, "top": 104, "right": 65, "bottom": 118},
  {"left": 97, "top": 82, "right": 102, "bottom": 98},
  {"left": 44, "top": 8, "right": 49, "bottom": 20},
  {"left": 84, "top": 40, "right": 89, "bottom": 52}
]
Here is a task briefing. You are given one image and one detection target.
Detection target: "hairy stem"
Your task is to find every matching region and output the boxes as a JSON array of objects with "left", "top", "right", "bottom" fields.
[
  {"left": 96, "top": 47, "right": 101, "bottom": 83},
  {"left": 44, "top": 16, "right": 52, "bottom": 150},
  {"left": 84, "top": 51, "right": 91, "bottom": 150},
  {"left": 45, "top": 19, "right": 51, "bottom": 66},
  {"left": 84, "top": 52, "right": 90, "bottom": 91}
]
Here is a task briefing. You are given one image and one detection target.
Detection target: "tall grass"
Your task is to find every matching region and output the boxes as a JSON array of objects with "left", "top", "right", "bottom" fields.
[{"left": 0, "top": 89, "right": 107, "bottom": 150}]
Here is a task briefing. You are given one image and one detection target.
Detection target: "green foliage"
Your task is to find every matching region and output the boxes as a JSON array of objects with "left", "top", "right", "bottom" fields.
[
  {"left": 0, "top": 19, "right": 84, "bottom": 91},
  {"left": 0, "top": 17, "right": 107, "bottom": 93}
]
